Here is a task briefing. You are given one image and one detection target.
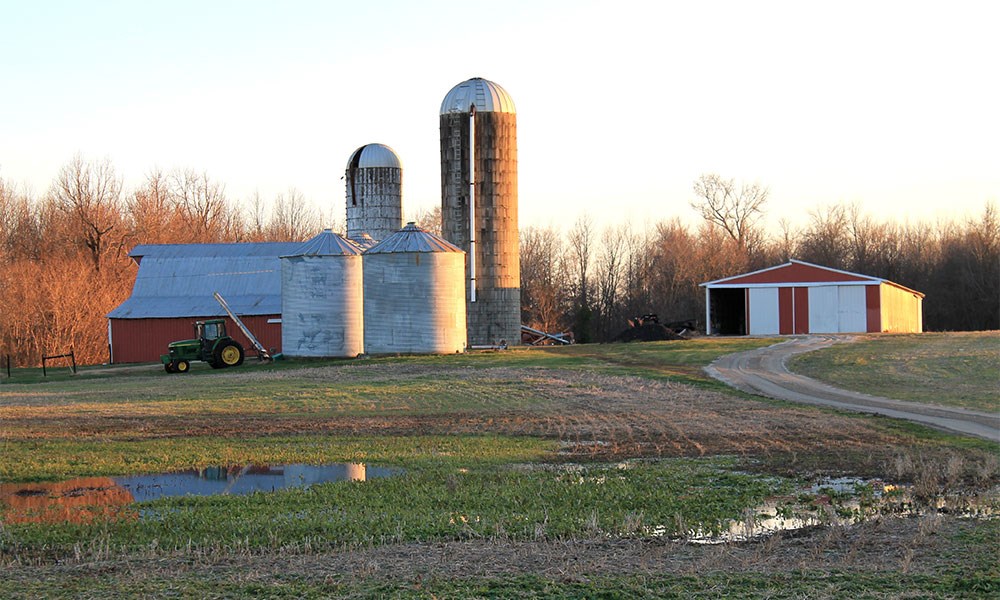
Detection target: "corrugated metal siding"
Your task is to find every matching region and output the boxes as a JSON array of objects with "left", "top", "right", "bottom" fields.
[
  {"left": 794, "top": 287, "right": 809, "bottom": 334},
  {"left": 280, "top": 255, "right": 364, "bottom": 358},
  {"left": 110, "top": 316, "right": 282, "bottom": 364},
  {"left": 363, "top": 251, "right": 466, "bottom": 355},
  {"left": 809, "top": 287, "right": 840, "bottom": 333},
  {"left": 837, "top": 286, "right": 868, "bottom": 332},
  {"left": 778, "top": 287, "right": 793, "bottom": 334},
  {"left": 866, "top": 285, "right": 881, "bottom": 332},
  {"left": 880, "top": 283, "right": 924, "bottom": 333},
  {"left": 748, "top": 287, "right": 779, "bottom": 335}
]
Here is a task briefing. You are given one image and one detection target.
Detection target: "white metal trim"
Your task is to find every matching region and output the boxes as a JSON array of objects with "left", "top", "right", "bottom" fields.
[{"left": 705, "top": 281, "right": 880, "bottom": 289}]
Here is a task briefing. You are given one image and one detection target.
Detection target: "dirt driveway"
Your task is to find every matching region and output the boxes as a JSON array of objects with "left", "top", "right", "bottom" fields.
[{"left": 706, "top": 336, "right": 1000, "bottom": 442}]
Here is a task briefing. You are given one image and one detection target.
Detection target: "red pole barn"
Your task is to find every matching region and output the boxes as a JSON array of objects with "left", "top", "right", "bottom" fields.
[
  {"left": 700, "top": 260, "right": 924, "bottom": 336},
  {"left": 106, "top": 242, "right": 302, "bottom": 363}
]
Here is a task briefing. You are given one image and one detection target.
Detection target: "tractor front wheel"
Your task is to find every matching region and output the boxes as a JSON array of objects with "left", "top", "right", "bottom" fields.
[
  {"left": 175, "top": 359, "right": 191, "bottom": 373},
  {"left": 164, "top": 362, "right": 175, "bottom": 373},
  {"left": 216, "top": 341, "right": 245, "bottom": 367}
]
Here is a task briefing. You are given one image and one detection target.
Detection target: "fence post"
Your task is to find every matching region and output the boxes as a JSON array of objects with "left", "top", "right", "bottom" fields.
[
  {"left": 71, "top": 348, "right": 77, "bottom": 374},
  {"left": 5, "top": 354, "right": 9, "bottom": 379},
  {"left": 42, "top": 355, "right": 47, "bottom": 377}
]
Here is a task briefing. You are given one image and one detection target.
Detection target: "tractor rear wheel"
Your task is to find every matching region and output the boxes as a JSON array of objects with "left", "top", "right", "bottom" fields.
[
  {"left": 215, "top": 341, "right": 245, "bottom": 367},
  {"left": 175, "top": 359, "right": 190, "bottom": 373}
]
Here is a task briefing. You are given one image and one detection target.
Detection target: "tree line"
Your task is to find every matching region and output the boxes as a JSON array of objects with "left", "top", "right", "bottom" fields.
[
  {"left": 1, "top": 159, "right": 996, "bottom": 366},
  {"left": 0, "top": 155, "right": 326, "bottom": 367}
]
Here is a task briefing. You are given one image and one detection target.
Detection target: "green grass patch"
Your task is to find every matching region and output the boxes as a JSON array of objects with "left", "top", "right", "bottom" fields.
[
  {"left": 2, "top": 455, "right": 787, "bottom": 561},
  {"left": 1, "top": 569, "right": 996, "bottom": 599},
  {"left": 791, "top": 332, "right": 1000, "bottom": 412},
  {"left": 0, "top": 435, "right": 555, "bottom": 482}
]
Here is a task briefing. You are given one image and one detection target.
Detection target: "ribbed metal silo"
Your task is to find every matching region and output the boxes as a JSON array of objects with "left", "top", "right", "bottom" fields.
[
  {"left": 345, "top": 143, "right": 403, "bottom": 243},
  {"left": 280, "top": 229, "right": 364, "bottom": 357},
  {"left": 363, "top": 222, "right": 466, "bottom": 354},
  {"left": 440, "top": 77, "right": 520, "bottom": 347}
]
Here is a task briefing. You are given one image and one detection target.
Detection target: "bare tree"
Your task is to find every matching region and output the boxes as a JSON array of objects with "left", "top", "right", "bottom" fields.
[
  {"left": 691, "top": 173, "right": 768, "bottom": 254},
  {"left": 798, "top": 204, "right": 850, "bottom": 269},
  {"left": 267, "top": 188, "right": 319, "bottom": 241},
  {"left": 126, "top": 169, "right": 177, "bottom": 246},
  {"left": 168, "top": 168, "right": 228, "bottom": 241},
  {"left": 595, "top": 224, "right": 627, "bottom": 339},
  {"left": 51, "top": 154, "right": 124, "bottom": 271},
  {"left": 245, "top": 191, "right": 269, "bottom": 241},
  {"left": 414, "top": 205, "right": 442, "bottom": 237},
  {"left": 0, "top": 178, "right": 42, "bottom": 259},
  {"left": 520, "top": 225, "right": 568, "bottom": 333},
  {"left": 567, "top": 215, "right": 595, "bottom": 341}
]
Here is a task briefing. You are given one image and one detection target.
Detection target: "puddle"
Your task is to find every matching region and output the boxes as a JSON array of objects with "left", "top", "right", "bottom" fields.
[
  {"left": 670, "top": 477, "right": 999, "bottom": 544},
  {"left": 0, "top": 463, "right": 399, "bottom": 524}
]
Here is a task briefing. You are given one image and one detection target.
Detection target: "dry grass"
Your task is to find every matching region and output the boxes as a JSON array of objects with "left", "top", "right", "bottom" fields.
[{"left": 2, "top": 366, "right": 909, "bottom": 464}]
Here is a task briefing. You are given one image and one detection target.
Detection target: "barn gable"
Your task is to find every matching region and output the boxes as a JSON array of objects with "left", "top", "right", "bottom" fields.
[{"left": 703, "top": 260, "right": 877, "bottom": 287}]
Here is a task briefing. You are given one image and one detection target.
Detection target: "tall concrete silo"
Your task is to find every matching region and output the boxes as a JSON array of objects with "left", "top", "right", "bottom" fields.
[
  {"left": 280, "top": 229, "right": 364, "bottom": 357},
  {"left": 345, "top": 143, "right": 403, "bottom": 243},
  {"left": 440, "top": 77, "right": 520, "bottom": 347},
  {"left": 363, "top": 222, "right": 466, "bottom": 354}
]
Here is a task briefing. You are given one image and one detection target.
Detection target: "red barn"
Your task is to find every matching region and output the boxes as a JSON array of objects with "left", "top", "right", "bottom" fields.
[
  {"left": 107, "top": 242, "right": 302, "bottom": 363},
  {"left": 701, "top": 260, "right": 924, "bottom": 335}
]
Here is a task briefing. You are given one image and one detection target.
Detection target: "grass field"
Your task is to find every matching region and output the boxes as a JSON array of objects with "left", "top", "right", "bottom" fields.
[
  {"left": 790, "top": 331, "right": 1000, "bottom": 413},
  {"left": 1, "top": 337, "right": 997, "bottom": 598}
]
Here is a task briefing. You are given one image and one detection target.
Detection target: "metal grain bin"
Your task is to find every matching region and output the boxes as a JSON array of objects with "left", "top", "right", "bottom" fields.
[
  {"left": 363, "top": 223, "right": 466, "bottom": 354},
  {"left": 280, "top": 229, "right": 364, "bottom": 357}
]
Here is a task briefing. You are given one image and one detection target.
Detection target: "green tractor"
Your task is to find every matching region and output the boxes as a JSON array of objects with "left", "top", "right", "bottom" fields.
[{"left": 161, "top": 319, "right": 245, "bottom": 373}]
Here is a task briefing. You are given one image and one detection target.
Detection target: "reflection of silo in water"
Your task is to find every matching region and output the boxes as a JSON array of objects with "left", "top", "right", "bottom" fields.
[
  {"left": 345, "top": 463, "right": 366, "bottom": 481},
  {"left": 280, "top": 230, "right": 364, "bottom": 357},
  {"left": 440, "top": 77, "right": 520, "bottom": 347},
  {"left": 345, "top": 143, "right": 403, "bottom": 244},
  {"left": 363, "top": 223, "right": 467, "bottom": 354}
]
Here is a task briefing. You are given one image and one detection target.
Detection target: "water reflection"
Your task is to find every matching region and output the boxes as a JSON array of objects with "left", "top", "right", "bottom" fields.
[{"left": 0, "top": 463, "right": 396, "bottom": 524}]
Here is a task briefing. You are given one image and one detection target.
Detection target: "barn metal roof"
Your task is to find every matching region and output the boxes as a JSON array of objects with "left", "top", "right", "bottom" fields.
[
  {"left": 440, "top": 77, "right": 516, "bottom": 114},
  {"left": 345, "top": 143, "right": 402, "bottom": 170},
  {"left": 108, "top": 242, "right": 302, "bottom": 319},
  {"left": 364, "top": 222, "right": 463, "bottom": 254},
  {"left": 282, "top": 229, "right": 362, "bottom": 257}
]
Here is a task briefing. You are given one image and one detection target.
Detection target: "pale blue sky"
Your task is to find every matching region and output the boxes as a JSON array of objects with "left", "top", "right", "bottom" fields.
[{"left": 1, "top": 0, "right": 997, "bottom": 230}]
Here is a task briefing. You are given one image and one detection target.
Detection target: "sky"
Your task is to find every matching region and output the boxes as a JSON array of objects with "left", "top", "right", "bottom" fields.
[{"left": 1, "top": 0, "right": 997, "bottom": 233}]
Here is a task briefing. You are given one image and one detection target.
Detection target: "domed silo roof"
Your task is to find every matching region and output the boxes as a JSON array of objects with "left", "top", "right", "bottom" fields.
[
  {"left": 280, "top": 229, "right": 364, "bottom": 358},
  {"left": 284, "top": 229, "right": 363, "bottom": 257},
  {"left": 363, "top": 223, "right": 466, "bottom": 354},
  {"left": 346, "top": 143, "right": 402, "bottom": 170},
  {"left": 440, "top": 77, "right": 516, "bottom": 114}
]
